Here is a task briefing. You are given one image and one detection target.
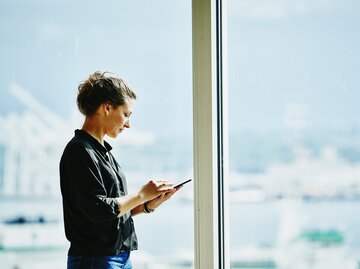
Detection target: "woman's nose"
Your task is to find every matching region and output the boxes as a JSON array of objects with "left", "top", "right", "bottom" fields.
[{"left": 124, "top": 120, "right": 131, "bottom": 129}]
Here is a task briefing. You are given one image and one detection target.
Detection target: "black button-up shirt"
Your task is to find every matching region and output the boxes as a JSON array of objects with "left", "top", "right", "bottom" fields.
[{"left": 60, "top": 129, "right": 138, "bottom": 256}]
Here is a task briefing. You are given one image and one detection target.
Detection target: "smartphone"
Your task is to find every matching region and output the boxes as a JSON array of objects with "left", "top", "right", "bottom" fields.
[{"left": 173, "top": 179, "right": 192, "bottom": 189}]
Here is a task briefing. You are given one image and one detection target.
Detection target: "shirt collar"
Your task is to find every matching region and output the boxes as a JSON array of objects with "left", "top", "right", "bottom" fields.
[{"left": 75, "top": 129, "right": 113, "bottom": 154}]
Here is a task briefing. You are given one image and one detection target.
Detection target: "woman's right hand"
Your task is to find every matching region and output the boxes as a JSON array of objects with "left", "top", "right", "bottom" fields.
[{"left": 138, "top": 180, "right": 174, "bottom": 202}]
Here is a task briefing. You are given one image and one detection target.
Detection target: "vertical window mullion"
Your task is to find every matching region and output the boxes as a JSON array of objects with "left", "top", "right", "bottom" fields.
[{"left": 192, "top": 0, "right": 229, "bottom": 268}]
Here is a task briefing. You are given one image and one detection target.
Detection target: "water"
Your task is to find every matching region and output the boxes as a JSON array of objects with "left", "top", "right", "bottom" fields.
[{"left": 2, "top": 198, "right": 360, "bottom": 268}]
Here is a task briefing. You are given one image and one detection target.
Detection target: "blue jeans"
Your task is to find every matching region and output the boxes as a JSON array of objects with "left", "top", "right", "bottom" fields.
[{"left": 67, "top": 252, "right": 132, "bottom": 269}]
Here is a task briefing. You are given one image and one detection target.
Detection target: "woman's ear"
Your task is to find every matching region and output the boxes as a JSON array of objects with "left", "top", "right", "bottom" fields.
[{"left": 103, "top": 103, "right": 111, "bottom": 115}]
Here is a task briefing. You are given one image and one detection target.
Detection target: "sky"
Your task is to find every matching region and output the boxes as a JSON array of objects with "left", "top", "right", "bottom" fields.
[
  {"left": 228, "top": 0, "right": 360, "bottom": 134},
  {"left": 0, "top": 0, "right": 192, "bottom": 138},
  {"left": 0, "top": 0, "right": 359, "bottom": 139}
]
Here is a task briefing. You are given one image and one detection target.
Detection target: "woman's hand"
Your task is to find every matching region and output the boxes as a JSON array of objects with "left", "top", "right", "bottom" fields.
[
  {"left": 138, "top": 180, "right": 173, "bottom": 202},
  {"left": 146, "top": 185, "right": 181, "bottom": 210}
]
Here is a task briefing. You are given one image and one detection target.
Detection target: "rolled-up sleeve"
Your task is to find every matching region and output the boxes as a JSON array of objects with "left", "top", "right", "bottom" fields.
[{"left": 61, "top": 143, "right": 120, "bottom": 223}]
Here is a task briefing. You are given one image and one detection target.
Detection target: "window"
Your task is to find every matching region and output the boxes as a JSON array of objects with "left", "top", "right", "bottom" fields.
[
  {"left": 228, "top": 1, "right": 360, "bottom": 268},
  {"left": 0, "top": 1, "right": 193, "bottom": 268}
]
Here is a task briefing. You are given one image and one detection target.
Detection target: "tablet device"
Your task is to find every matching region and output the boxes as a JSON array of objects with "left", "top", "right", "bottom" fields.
[{"left": 173, "top": 179, "right": 192, "bottom": 189}]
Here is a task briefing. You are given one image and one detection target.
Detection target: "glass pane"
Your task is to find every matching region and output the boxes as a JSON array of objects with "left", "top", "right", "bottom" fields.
[
  {"left": 228, "top": 1, "right": 360, "bottom": 268},
  {"left": 0, "top": 1, "right": 193, "bottom": 268}
]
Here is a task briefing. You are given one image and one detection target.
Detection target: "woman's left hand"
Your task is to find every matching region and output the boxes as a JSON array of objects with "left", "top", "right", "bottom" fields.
[{"left": 146, "top": 185, "right": 180, "bottom": 210}]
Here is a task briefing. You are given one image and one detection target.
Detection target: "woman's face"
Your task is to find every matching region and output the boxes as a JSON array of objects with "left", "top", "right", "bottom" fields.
[{"left": 105, "top": 98, "right": 135, "bottom": 138}]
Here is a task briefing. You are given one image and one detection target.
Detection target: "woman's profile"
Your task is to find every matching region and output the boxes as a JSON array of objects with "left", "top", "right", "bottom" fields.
[{"left": 60, "top": 71, "right": 180, "bottom": 269}]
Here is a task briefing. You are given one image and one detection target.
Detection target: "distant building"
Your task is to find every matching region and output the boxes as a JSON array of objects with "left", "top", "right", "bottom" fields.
[{"left": 0, "top": 84, "right": 69, "bottom": 197}]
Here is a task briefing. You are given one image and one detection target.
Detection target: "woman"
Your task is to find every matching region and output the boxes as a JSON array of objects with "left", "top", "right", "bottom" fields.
[{"left": 60, "top": 71, "right": 179, "bottom": 269}]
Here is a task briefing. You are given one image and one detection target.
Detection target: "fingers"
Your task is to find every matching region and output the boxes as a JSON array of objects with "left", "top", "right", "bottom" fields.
[
  {"left": 174, "top": 184, "right": 183, "bottom": 190},
  {"left": 154, "top": 191, "right": 173, "bottom": 203},
  {"left": 144, "top": 179, "right": 181, "bottom": 202},
  {"left": 143, "top": 180, "right": 173, "bottom": 199},
  {"left": 151, "top": 180, "right": 172, "bottom": 188},
  {"left": 146, "top": 185, "right": 179, "bottom": 210},
  {"left": 153, "top": 180, "right": 174, "bottom": 192},
  {"left": 165, "top": 191, "right": 175, "bottom": 200}
]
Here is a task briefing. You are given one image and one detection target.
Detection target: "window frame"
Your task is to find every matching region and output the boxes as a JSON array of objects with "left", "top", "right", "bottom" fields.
[{"left": 192, "top": 0, "right": 229, "bottom": 268}]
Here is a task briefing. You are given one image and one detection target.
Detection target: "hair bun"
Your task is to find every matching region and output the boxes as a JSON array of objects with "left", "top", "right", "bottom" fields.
[
  {"left": 76, "top": 71, "right": 136, "bottom": 116},
  {"left": 88, "top": 71, "right": 105, "bottom": 86}
]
